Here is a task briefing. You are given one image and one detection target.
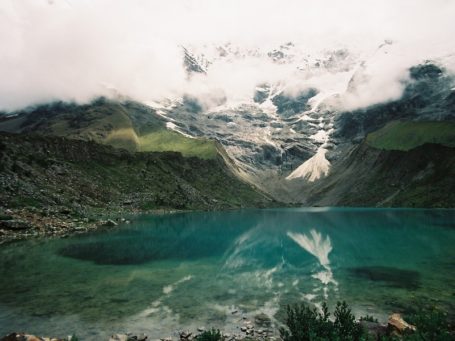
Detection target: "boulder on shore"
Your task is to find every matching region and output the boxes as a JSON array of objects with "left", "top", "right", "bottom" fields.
[
  {"left": 387, "top": 313, "right": 416, "bottom": 335},
  {"left": 101, "top": 219, "right": 118, "bottom": 227}
]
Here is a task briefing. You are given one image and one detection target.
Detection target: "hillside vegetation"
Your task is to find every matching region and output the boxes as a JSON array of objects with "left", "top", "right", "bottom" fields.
[
  {"left": 0, "top": 132, "right": 273, "bottom": 240},
  {"left": 366, "top": 120, "right": 455, "bottom": 151},
  {"left": 303, "top": 142, "right": 455, "bottom": 208},
  {"left": 0, "top": 99, "right": 218, "bottom": 159}
]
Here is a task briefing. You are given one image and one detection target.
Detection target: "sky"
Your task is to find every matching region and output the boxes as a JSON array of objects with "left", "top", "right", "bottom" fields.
[{"left": 0, "top": 0, "right": 454, "bottom": 112}]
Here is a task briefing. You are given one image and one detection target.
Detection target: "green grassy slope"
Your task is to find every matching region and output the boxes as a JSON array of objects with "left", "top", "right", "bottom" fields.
[
  {"left": 366, "top": 120, "right": 455, "bottom": 151},
  {"left": 0, "top": 99, "right": 218, "bottom": 159},
  {"left": 138, "top": 130, "right": 217, "bottom": 158}
]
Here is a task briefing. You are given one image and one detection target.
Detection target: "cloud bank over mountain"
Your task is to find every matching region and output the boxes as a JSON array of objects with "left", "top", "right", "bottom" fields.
[{"left": 1, "top": 0, "right": 454, "bottom": 111}]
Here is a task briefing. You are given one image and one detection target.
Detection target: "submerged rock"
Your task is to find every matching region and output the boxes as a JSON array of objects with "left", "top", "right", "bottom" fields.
[
  {"left": 348, "top": 266, "right": 420, "bottom": 290},
  {"left": 109, "top": 335, "right": 129, "bottom": 341},
  {"left": 254, "top": 313, "right": 272, "bottom": 327},
  {"left": 102, "top": 219, "right": 118, "bottom": 227}
]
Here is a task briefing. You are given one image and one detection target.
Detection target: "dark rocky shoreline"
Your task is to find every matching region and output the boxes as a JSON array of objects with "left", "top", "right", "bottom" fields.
[
  {"left": 0, "top": 312, "right": 421, "bottom": 341},
  {"left": 0, "top": 205, "right": 192, "bottom": 245}
]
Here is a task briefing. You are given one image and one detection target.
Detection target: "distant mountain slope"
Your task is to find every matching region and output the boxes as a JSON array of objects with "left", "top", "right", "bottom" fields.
[
  {"left": 366, "top": 120, "right": 455, "bottom": 151},
  {"left": 302, "top": 142, "right": 455, "bottom": 208},
  {"left": 153, "top": 46, "right": 455, "bottom": 202},
  {"left": 0, "top": 132, "right": 273, "bottom": 217},
  {"left": 1, "top": 57, "right": 454, "bottom": 209},
  {"left": 0, "top": 99, "right": 218, "bottom": 159}
]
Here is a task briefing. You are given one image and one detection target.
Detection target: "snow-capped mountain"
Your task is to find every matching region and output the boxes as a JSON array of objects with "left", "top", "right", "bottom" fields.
[
  {"left": 4, "top": 39, "right": 451, "bottom": 203},
  {"left": 148, "top": 41, "right": 455, "bottom": 197}
]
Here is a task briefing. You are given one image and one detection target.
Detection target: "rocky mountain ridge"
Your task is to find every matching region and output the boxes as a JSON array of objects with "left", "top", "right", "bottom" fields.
[{"left": 0, "top": 43, "right": 454, "bottom": 208}]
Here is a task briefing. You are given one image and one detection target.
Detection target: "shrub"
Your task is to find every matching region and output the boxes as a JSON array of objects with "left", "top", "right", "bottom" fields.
[
  {"left": 280, "top": 301, "right": 454, "bottom": 341},
  {"left": 280, "top": 301, "right": 365, "bottom": 341},
  {"left": 333, "top": 301, "right": 364, "bottom": 340},
  {"left": 408, "top": 306, "right": 452, "bottom": 341},
  {"left": 359, "top": 315, "right": 378, "bottom": 323},
  {"left": 196, "top": 328, "right": 222, "bottom": 341}
]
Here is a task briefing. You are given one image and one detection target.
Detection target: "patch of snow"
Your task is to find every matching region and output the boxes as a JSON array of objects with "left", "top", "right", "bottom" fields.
[
  {"left": 259, "top": 98, "right": 278, "bottom": 116},
  {"left": 286, "top": 147, "right": 330, "bottom": 181},
  {"left": 297, "top": 113, "right": 313, "bottom": 122},
  {"left": 166, "top": 122, "right": 176, "bottom": 129},
  {"left": 155, "top": 110, "right": 175, "bottom": 122},
  {"left": 144, "top": 100, "right": 165, "bottom": 109},
  {"left": 165, "top": 121, "right": 195, "bottom": 139},
  {"left": 310, "top": 130, "right": 328, "bottom": 143}
]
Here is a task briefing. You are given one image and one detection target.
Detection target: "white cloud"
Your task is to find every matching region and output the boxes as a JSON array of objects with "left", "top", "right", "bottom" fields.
[{"left": 0, "top": 0, "right": 454, "bottom": 111}]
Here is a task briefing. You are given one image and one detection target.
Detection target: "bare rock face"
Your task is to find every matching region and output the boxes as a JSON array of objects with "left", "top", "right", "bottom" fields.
[{"left": 387, "top": 313, "right": 416, "bottom": 335}]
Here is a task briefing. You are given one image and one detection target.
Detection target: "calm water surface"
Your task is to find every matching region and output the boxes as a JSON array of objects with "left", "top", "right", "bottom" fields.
[{"left": 0, "top": 208, "right": 454, "bottom": 339}]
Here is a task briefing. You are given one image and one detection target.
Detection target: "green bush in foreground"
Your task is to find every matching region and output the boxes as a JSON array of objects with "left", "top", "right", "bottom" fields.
[
  {"left": 280, "top": 301, "right": 453, "bottom": 341},
  {"left": 196, "top": 328, "right": 222, "bottom": 341},
  {"left": 280, "top": 301, "right": 363, "bottom": 341},
  {"left": 407, "top": 306, "right": 452, "bottom": 341}
]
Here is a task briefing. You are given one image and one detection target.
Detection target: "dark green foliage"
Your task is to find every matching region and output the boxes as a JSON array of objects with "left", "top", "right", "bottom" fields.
[
  {"left": 359, "top": 315, "right": 378, "bottom": 323},
  {"left": 196, "top": 329, "right": 222, "bottom": 341},
  {"left": 0, "top": 214, "right": 13, "bottom": 221},
  {"left": 407, "top": 306, "right": 452, "bottom": 341},
  {"left": 280, "top": 301, "right": 454, "bottom": 341},
  {"left": 279, "top": 302, "right": 330, "bottom": 341},
  {"left": 333, "top": 301, "right": 364, "bottom": 340},
  {"left": 280, "top": 301, "right": 364, "bottom": 341}
]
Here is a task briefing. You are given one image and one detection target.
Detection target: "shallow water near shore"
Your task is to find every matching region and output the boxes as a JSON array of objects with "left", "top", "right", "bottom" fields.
[{"left": 0, "top": 208, "right": 454, "bottom": 339}]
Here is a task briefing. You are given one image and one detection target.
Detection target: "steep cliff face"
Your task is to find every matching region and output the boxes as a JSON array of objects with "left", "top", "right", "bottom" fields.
[{"left": 0, "top": 99, "right": 219, "bottom": 159}]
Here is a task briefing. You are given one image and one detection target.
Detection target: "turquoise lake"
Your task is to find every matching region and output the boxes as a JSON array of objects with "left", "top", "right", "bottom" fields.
[{"left": 0, "top": 208, "right": 454, "bottom": 339}]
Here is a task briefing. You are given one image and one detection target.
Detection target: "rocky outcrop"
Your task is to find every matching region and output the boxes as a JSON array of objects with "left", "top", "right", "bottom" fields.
[{"left": 387, "top": 313, "right": 416, "bottom": 335}]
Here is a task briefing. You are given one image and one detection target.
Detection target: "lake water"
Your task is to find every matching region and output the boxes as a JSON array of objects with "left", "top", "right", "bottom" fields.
[{"left": 0, "top": 208, "right": 454, "bottom": 339}]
